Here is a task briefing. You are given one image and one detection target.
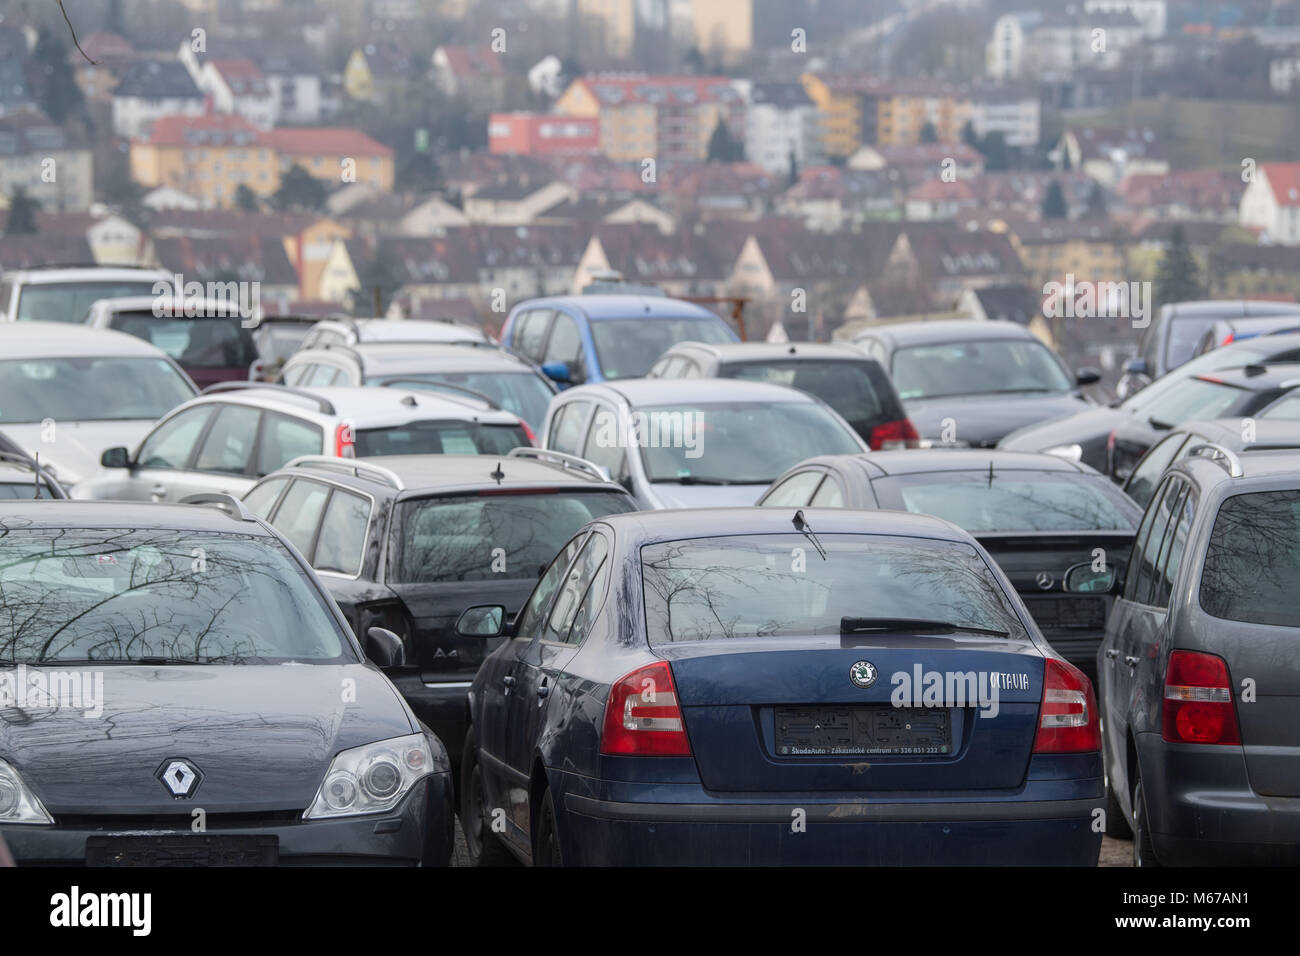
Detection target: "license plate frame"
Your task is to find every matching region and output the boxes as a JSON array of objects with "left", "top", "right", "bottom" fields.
[
  {"left": 85, "top": 833, "right": 279, "bottom": 867},
  {"left": 774, "top": 704, "right": 952, "bottom": 756}
]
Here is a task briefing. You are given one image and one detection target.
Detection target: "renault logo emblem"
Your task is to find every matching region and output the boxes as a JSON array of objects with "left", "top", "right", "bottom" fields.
[
  {"left": 157, "top": 759, "right": 202, "bottom": 799},
  {"left": 849, "top": 661, "right": 877, "bottom": 688}
]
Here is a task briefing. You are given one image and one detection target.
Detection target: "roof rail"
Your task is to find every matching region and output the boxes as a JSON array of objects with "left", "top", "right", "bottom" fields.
[
  {"left": 199, "top": 381, "right": 336, "bottom": 415},
  {"left": 507, "top": 447, "right": 611, "bottom": 483},
  {"left": 0, "top": 451, "right": 67, "bottom": 498},
  {"left": 283, "top": 455, "right": 406, "bottom": 491},
  {"left": 379, "top": 379, "right": 501, "bottom": 409},
  {"left": 1185, "top": 442, "right": 1244, "bottom": 478},
  {"left": 179, "top": 492, "right": 258, "bottom": 521}
]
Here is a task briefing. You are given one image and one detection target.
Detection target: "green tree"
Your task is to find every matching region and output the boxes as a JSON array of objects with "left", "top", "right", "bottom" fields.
[
  {"left": 32, "top": 25, "right": 85, "bottom": 123},
  {"left": 1083, "top": 180, "right": 1107, "bottom": 218},
  {"left": 273, "top": 164, "right": 326, "bottom": 212},
  {"left": 1155, "top": 226, "right": 1205, "bottom": 306},
  {"left": 1041, "top": 179, "right": 1068, "bottom": 219},
  {"left": 979, "top": 131, "right": 1010, "bottom": 171},
  {"left": 919, "top": 121, "right": 938, "bottom": 144},
  {"left": 787, "top": 147, "right": 799, "bottom": 187},
  {"left": 707, "top": 117, "right": 744, "bottom": 163},
  {"left": 398, "top": 150, "right": 443, "bottom": 193},
  {"left": 234, "top": 184, "right": 259, "bottom": 212},
  {"left": 349, "top": 252, "right": 404, "bottom": 317},
  {"left": 960, "top": 120, "right": 979, "bottom": 150},
  {"left": 4, "top": 187, "right": 40, "bottom": 235}
]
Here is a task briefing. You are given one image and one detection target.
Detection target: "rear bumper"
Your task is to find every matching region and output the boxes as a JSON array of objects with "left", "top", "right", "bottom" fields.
[
  {"left": 0, "top": 774, "right": 454, "bottom": 867},
  {"left": 1137, "top": 733, "right": 1300, "bottom": 865},
  {"left": 554, "top": 774, "right": 1103, "bottom": 866}
]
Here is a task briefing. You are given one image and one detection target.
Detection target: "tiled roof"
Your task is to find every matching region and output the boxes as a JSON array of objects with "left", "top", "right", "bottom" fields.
[
  {"left": 140, "top": 114, "right": 266, "bottom": 148},
  {"left": 269, "top": 128, "right": 393, "bottom": 158},
  {"left": 575, "top": 74, "right": 742, "bottom": 107},
  {"left": 153, "top": 235, "right": 298, "bottom": 286},
  {"left": 114, "top": 60, "right": 203, "bottom": 99},
  {"left": 436, "top": 46, "right": 506, "bottom": 79}
]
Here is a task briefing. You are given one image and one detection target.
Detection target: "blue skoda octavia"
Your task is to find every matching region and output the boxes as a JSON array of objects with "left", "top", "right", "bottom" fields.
[{"left": 456, "top": 507, "right": 1104, "bottom": 866}]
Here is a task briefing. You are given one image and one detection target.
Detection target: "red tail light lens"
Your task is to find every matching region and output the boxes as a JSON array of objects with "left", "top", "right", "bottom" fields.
[
  {"left": 1033, "top": 658, "right": 1101, "bottom": 753},
  {"left": 1162, "top": 650, "right": 1240, "bottom": 745},
  {"left": 868, "top": 418, "right": 921, "bottom": 450},
  {"left": 334, "top": 422, "right": 355, "bottom": 459},
  {"left": 600, "top": 661, "right": 692, "bottom": 756}
]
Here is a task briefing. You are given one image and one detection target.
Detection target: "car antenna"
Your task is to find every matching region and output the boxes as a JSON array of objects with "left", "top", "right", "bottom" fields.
[
  {"left": 490, "top": 462, "right": 505, "bottom": 485},
  {"left": 792, "top": 509, "right": 827, "bottom": 561},
  {"left": 987, "top": 461, "right": 994, "bottom": 488},
  {"left": 33, "top": 452, "right": 39, "bottom": 500}
]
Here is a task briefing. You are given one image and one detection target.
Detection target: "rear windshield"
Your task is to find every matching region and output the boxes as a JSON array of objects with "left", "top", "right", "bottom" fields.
[
  {"left": 355, "top": 420, "right": 529, "bottom": 457},
  {"left": 891, "top": 339, "right": 1072, "bottom": 400},
  {"left": 874, "top": 472, "right": 1138, "bottom": 533},
  {"left": 16, "top": 280, "right": 160, "bottom": 323},
  {"left": 110, "top": 311, "right": 260, "bottom": 369},
  {"left": 373, "top": 372, "right": 554, "bottom": 432},
  {"left": 722, "top": 360, "right": 896, "bottom": 433},
  {"left": 1142, "top": 377, "right": 1247, "bottom": 426},
  {"left": 641, "top": 533, "right": 1025, "bottom": 643},
  {"left": 391, "top": 492, "right": 633, "bottom": 583},
  {"left": 1200, "top": 490, "right": 1300, "bottom": 627}
]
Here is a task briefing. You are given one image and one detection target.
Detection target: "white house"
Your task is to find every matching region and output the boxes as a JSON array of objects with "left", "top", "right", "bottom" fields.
[
  {"left": 111, "top": 60, "right": 206, "bottom": 140},
  {"left": 197, "top": 59, "right": 279, "bottom": 130},
  {"left": 1240, "top": 162, "right": 1300, "bottom": 245},
  {"left": 969, "top": 95, "right": 1040, "bottom": 149},
  {"left": 743, "top": 81, "right": 822, "bottom": 176},
  {"left": 1083, "top": 0, "right": 1166, "bottom": 38}
]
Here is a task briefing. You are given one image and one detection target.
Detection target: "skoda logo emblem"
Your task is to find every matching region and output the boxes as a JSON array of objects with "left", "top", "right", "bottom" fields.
[
  {"left": 1036, "top": 571, "right": 1054, "bottom": 591},
  {"left": 849, "top": 661, "right": 877, "bottom": 688},
  {"left": 157, "top": 759, "right": 203, "bottom": 799}
]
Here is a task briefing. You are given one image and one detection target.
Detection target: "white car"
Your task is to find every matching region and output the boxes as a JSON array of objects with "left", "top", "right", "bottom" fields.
[
  {"left": 0, "top": 265, "right": 171, "bottom": 323},
  {"left": 0, "top": 321, "right": 198, "bottom": 489},
  {"left": 76, "top": 383, "right": 533, "bottom": 502},
  {"left": 298, "top": 317, "right": 489, "bottom": 351}
]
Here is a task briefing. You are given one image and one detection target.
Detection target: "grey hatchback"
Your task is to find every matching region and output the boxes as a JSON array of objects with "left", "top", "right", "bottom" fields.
[{"left": 1099, "top": 443, "right": 1300, "bottom": 865}]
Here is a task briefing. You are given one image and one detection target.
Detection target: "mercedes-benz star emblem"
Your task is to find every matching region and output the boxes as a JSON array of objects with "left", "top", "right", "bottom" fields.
[
  {"left": 157, "top": 759, "right": 203, "bottom": 799},
  {"left": 849, "top": 660, "right": 877, "bottom": 688},
  {"left": 1035, "top": 571, "right": 1054, "bottom": 591}
]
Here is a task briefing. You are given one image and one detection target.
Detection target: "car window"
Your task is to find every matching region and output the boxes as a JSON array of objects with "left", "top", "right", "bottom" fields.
[
  {"left": 256, "top": 412, "right": 323, "bottom": 476},
  {"left": 725, "top": 361, "right": 891, "bottom": 435},
  {"left": 544, "top": 533, "right": 609, "bottom": 643},
  {"left": 762, "top": 471, "right": 824, "bottom": 507},
  {"left": 273, "top": 479, "right": 330, "bottom": 557},
  {"left": 589, "top": 317, "right": 735, "bottom": 379},
  {"left": 1201, "top": 489, "right": 1300, "bottom": 626},
  {"left": 1151, "top": 485, "right": 1194, "bottom": 608},
  {"left": 282, "top": 363, "right": 310, "bottom": 386},
  {"left": 306, "top": 364, "right": 339, "bottom": 387},
  {"left": 353, "top": 420, "right": 528, "bottom": 457},
  {"left": 244, "top": 477, "right": 289, "bottom": 519},
  {"left": 137, "top": 406, "right": 215, "bottom": 470},
  {"left": 1125, "top": 433, "right": 1190, "bottom": 509},
  {"left": 1259, "top": 394, "right": 1300, "bottom": 420},
  {"left": 313, "top": 489, "right": 370, "bottom": 576},
  {"left": 809, "top": 477, "right": 845, "bottom": 507},
  {"left": 1124, "top": 477, "right": 1167, "bottom": 603},
  {"left": 582, "top": 407, "right": 630, "bottom": 485},
  {"left": 544, "top": 313, "right": 585, "bottom": 378},
  {"left": 194, "top": 404, "right": 262, "bottom": 475},
  {"left": 891, "top": 339, "right": 1072, "bottom": 400},
  {"left": 1132, "top": 477, "right": 1181, "bottom": 606},
  {"left": 566, "top": 537, "right": 612, "bottom": 645},
  {"left": 515, "top": 534, "right": 587, "bottom": 638},
  {"left": 549, "top": 400, "right": 591, "bottom": 455},
  {"left": 515, "top": 310, "right": 553, "bottom": 363}
]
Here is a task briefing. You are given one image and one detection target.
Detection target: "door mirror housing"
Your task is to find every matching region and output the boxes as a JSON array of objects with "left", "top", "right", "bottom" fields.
[
  {"left": 100, "top": 446, "right": 131, "bottom": 469},
  {"left": 541, "top": 361, "right": 572, "bottom": 385},
  {"left": 1063, "top": 562, "right": 1119, "bottom": 594},
  {"left": 455, "top": 605, "right": 507, "bottom": 639},
  {"left": 365, "top": 626, "right": 406, "bottom": 668},
  {"left": 1075, "top": 366, "right": 1102, "bottom": 387}
]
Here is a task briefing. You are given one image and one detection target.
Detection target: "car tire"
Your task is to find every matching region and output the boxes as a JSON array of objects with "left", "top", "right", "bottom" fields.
[
  {"left": 533, "top": 787, "right": 563, "bottom": 867},
  {"left": 1132, "top": 775, "right": 1160, "bottom": 867},
  {"left": 458, "top": 727, "right": 517, "bottom": 867},
  {"left": 1105, "top": 776, "right": 1133, "bottom": 840}
]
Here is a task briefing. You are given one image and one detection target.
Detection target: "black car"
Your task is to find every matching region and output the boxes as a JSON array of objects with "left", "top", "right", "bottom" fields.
[
  {"left": 242, "top": 450, "right": 638, "bottom": 772},
  {"left": 1106, "top": 363, "right": 1300, "bottom": 482},
  {"left": 850, "top": 320, "right": 1099, "bottom": 447},
  {"left": 1100, "top": 446, "right": 1300, "bottom": 864},
  {"left": 1000, "top": 332, "right": 1300, "bottom": 470},
  {"left": 0, "top": 450, "right": 66, "bottom": 499},
  {"left": 647, "top": 341, "right": 919, "bottom": 449},
  {"left": 0, "top": 498, "right": 454, "bottom": 866},
  {"left": 757, "top": 450, "right": 1141, "bottom": 681}
]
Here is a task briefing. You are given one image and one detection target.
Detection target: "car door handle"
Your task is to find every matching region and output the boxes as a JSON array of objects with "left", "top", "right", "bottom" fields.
[
  {"left": 150, "top": 484, "right": 167, "bottom": 501},
  {"left": 1105, "top": 649, "right": 1120, "bottom": 659},
  {"left": 537, "top": 679, "right": 549, "bottom": 700},
  {"left": 502, "top": 675, "right": 515, "bottom": 688},
  {"left": 1124, "top": 656, "right": 1139, "bottom": 667}
]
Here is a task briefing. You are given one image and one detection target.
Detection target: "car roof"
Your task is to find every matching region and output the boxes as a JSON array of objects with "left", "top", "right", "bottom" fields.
[
  {"left": 518, "top": 294, "right": 720, "bottom": 321},
  {"left": 191, "top": 385, "right": 522, "bottom": 424},
  {"left": 315, "top": 342, "right": 531, "bottom": 374},
  {"left": 88, "top": 295, "right": 251, "bottom": 317},
  {"left": 2, "top": 266, "right": 170, "bottom": 285},
  {"left": 343, "top": 453, "right": 623, "bottom": 493},
  {"left": 667, "top": 341, "right": 870, "bottom": 362},
  {"left": 1163, "top": 299, "right": 1300, "bottom": 319},
  {"left": 597, "top": 506, "right": 972, "bottom": 545},
  {"left": 566, "top": 377, "right": 820, "bottom": 406},
  {"left": 0, "top": 500, "right": 275, "bottom": 534},
  {"left": 0, "top": 320, "right": 176, "bottom": 358},
  {"left": 855, "top": 319, "right": 1036, "bottom": 346},
  {"left": 320, "top": 318, "right": 486, "bottom": 342},
  {"left": 1170, "top": 417, "right": 1300, "bottom": 452},
  {"left": 796, "top": 449, "right": 1094, "bottom": 478}
]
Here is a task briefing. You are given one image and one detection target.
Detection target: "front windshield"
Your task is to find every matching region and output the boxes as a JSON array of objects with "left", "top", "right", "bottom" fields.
[
  {"left": 16, "top": 281, "right": 161, "bottom": 323},
  {"left": 590, "top": 317, "right": 735, "bottom": 379},
  {"left": 1140, "top": 378, "right": 1244, "bottom": 426},
  {"left": 891, "top": 339, "right": 1072, "bottom": 400},
  {"left": 374, "top": 372, "right": 554, "bottom": 432},
  {"left": 1121, "top": 341, "right": 1274, "bottom": 413},
  {"left": 636, "top": 401, "right": 862, "bottom": 484},
  {"left": 0, "top": 528, "right": 349, "bottom": 663},
  {"left": 0, "top": 357, "right": 195, "bottom": 423}
]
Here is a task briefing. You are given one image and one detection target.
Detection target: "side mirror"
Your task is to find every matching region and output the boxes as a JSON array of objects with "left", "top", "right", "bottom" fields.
[
  {"left": 1075, "top": 367, "right": 1102, "bottom": 387},
  {"left": 100, "top": 446, "right": 131, "bottom": 469},
  {"left": 455, "top": 605, "right": 506, "bottom": 639},
  {"left": 540, "top": 361, "right": 571, "bottom": 385},
  {"left": 1063, "top": 562, "right": 1118, "bottom": 594},
  {"left": 365, "top": 626, "right": 406, "bottom": 668}
]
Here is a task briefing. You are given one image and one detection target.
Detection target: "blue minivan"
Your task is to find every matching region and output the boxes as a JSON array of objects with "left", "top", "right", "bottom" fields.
[{"left": 500, "top": 294, "right": 739, "bottom": 388}]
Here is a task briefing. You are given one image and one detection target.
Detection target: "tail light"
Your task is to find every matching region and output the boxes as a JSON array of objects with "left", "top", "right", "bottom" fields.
[
  {"left": 1221, "top": 333, "right": 1235, "bottom": 346},
  {"left": 519, "top": 419, "right": 537, "bottom": 446},
  {"left": 600, "top": 661, "right": 692, "bottom": 756},
  {"left": 868, "top": 418, "right": 921, "bottom": 450},
  {"left": 1162, "top": 650, "right": 1240, "bottom": 745},
  {"left": 1033, "top": 658, "right": 1101, "bottom": 753},
  {"left": 334, "top": 422, "right": 355, "bottom": 458}
]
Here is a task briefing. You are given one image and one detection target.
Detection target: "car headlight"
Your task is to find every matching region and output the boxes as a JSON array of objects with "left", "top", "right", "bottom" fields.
[
  {"left": 0, "top": 758, "right": 53, "bottom": 824},
  {"left": 304, "top": 733, "right": 434, "bottom": 820},
  {"left": 1042, "top": 443, "right": 1083, "bottom": 461}
]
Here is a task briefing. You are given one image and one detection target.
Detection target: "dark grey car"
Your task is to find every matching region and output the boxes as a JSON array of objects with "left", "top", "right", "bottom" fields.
[{"left": 1099, "top": 446, "right": 1300, "bottom": 865}]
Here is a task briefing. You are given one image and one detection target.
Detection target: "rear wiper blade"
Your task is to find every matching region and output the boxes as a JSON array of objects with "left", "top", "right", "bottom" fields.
[
  {"left": 840, "top": 617, "right": 1009, "bottom": 637},
  {"left": 1147, "top": 417, "right": 1173, "bottom": 430},
  {"left": 669, "top": 476, "right": 737, "bottom": 485}
]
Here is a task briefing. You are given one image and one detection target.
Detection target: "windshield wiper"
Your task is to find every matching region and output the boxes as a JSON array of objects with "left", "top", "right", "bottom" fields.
[
  {"left": 663, "top": 476, "right": 739, "bottom": 485},
  {"left": 793, "top": 509, "right": 827, "bottom": 561},
  {"left": 840, "top": 617, "right": 1009, "bottom": 637}
]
